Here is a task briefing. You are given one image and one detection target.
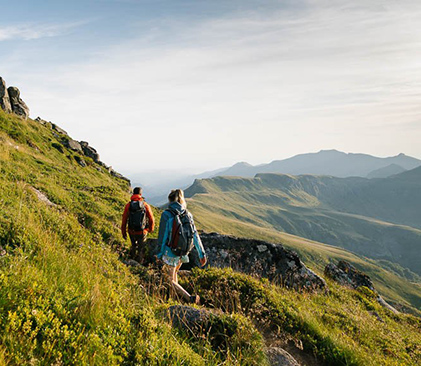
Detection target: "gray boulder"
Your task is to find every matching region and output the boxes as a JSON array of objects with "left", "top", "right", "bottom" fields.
[
  {"left": 325, "top": 261, "right": 399, "bottom": 313},
  {"left": 7, "top": 86, "right": 29, "bottom": 119},
  {"left": 199, "top": 233, "right": 327, "bottom": 291},
  {"left": 166, "top": 305, "right": 212, "bottom": 334},
  {"left": 74, "top": 156, "right": 87, "bottom": 167},
  {"left": 52, "top": 123, "right": 68, "bottom": 135},
  {"left": 80, "top": 141, "right": 100, "bottom": 162},
  {"left": 110, "top": 169, "right": 131, "bottom": 184},
  {"left": 63, "top": 138, "right": 82, "bottom": 152},
  {"left": 0, "top": 77, "right": 12, "bottom": 113},
  {"left": 325, "top": 261, "right": 375, "bottom": 291},
  {"left": 267, "top": 347, "right": 301, "bottom": 366},
  {"left": 35, "top": 116, "right": 48, "bottom": 125}
]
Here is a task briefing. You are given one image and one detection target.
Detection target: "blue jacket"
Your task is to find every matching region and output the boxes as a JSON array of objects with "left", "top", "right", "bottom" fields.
[{"left": 157, "top": 202, "right": 206, "bottom": 261}]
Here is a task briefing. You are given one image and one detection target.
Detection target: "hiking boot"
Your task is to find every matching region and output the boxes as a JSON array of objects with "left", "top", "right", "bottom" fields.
[{"left": 189, "top": 295, "right": 200, "bottom": 305}]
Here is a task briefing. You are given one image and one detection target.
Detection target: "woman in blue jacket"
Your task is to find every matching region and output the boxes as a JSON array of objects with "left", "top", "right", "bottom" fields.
[{"left": 157, "top": 189, "right": 207, "bottom": 304}]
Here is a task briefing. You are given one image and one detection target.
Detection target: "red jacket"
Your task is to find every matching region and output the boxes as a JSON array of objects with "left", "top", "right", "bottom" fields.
[{"left": 121, "top": 194, "right": 155, "bottom": 237}]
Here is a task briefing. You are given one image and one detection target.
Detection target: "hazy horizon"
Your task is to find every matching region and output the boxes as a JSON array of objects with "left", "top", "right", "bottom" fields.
[{"left": 2, "top": 0, "right": 421, "bottom": 174}]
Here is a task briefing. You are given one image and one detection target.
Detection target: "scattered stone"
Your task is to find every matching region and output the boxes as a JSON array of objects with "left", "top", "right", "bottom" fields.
[
  {"left": 63, "top": 138, "right": 82, "bottom": 152},
  {"left": 0, "top": 77, "right": 12, "bottom": 113},
  {"left": 267, "top": 347, "right": 301, "bottom": 366},
  {"left": 124, "top": 259, "right": 141, "bottom": 267},
  {"left": 257, "top": 245, "right": 268, "bottom": 253},
  {"left": 29, "top": 186, "right": 56, "bottom": 207},
  {"left": 325, "top": 261, "right": 399, "bottom": 313},
  {"left": 0, "top": 245, "right": 6, "bottom": 256},
  {"left": 74, "top": 156, "right": 87, "bottom": 167},
  {"left": 35, "top": 116, "right": 48, "bottom": 125},
  {"left": 166, "top": 305, "right": 212, "bottom": 334},
  {"left": 324, "top": 261, "right": 374, "bottom": 291},
  {"left": 52, "top": 124, "right": 68, "bottom": 135},
  {"left": 7, "top": 86, "right": 30, "bottom": 119},
  {"left": 80, "top": 141, "right": 100, "bottom": 162},
  {"left": 110, "top": 169, "right": 131, "bottom": 184}
]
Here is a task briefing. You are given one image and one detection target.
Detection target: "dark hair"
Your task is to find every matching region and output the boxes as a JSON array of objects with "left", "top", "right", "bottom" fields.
[{"left": 133, "top": 187, "right": 142, "bottom": 195}]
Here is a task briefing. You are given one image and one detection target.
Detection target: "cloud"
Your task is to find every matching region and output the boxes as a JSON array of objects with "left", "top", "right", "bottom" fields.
[
  {"left": 9, "top": 0, "right": 421, "bottom": 172},
  {"left": 0, "top": 21, "right": 89, "bottom": 42}
]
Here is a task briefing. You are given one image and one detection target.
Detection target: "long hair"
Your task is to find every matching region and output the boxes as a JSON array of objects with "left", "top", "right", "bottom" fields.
[{"left": 168, "top": 189, "right": 186, "bottom": 208}]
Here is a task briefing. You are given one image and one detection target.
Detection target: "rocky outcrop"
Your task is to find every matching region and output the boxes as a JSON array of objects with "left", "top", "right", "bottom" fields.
[
  {"left": 0, "top": 77, "right": 12, "bottom": 113},
  {"left": 325, "top": 261, "right": 374, "bottom": 291},
  {"left": 324, "top": 261, "right": 399, "bottom": 313},
  {"left": 7, "top": 86, "right": 30, "bottom": 119},
  {"left": 267, "top": 347, "right": 301, "bottom": 366},
  {"left": 200, "top": 233, "right": 327, "bottom": 291},
  {"left": 63, "top": 138, "right": 82, "bottom": 152},
  {"left": 51, "top": 123, "right": 68, "bottom": 136},
  {"left": 147, "top": 233, "right": 327, "bottom": 291},
  {"left": 80, "top": 141, "right": 100, "bottom": 163},
  {"left": 166, "top": 305, "right": 212, "bottom": 334},
  {"left": 0, "top": 77, "right": 29, "bottom": 118}
]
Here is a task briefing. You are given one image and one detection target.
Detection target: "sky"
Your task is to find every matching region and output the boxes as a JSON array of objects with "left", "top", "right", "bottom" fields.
[{"left": 1, "top": 0, "right": 421, "bottom": 179}]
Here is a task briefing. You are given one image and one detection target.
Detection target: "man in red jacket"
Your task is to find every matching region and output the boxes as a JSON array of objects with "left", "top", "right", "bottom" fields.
[{"left": 121, "top": 187, "right": 155, "bottom": 264}]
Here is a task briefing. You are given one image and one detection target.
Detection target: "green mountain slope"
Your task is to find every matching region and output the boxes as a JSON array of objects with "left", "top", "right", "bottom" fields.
[
  {"left": 185, "top": 176, "right": 421, "bottom": 310},
  {"left": 1, "top": 108, "right": 421, "bottom": 365},
  {"left": 0, "top": 110, "right": 269, "bottom": 365}
]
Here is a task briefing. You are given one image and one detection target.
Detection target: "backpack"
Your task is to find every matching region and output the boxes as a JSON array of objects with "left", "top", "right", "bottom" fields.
[
  {"left": 128, "top": 200, "right": 147, "bottom": 231},
  {"left": 167, "top": 209, "right": 195, "bottom": 256}
]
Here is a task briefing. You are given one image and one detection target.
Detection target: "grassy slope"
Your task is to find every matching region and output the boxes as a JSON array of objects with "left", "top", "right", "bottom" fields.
[
  {"left": 0, "top": 110, "right": 265, "bottom": 365},
  {"left": 184, "top": 175, "right": 421, "bottom": 277},
  {"left": 1, "top": 109, "right": 421, "bottom": 366},
  {"left": 187, "top": 194, "right": 421, "bottom": 311}
]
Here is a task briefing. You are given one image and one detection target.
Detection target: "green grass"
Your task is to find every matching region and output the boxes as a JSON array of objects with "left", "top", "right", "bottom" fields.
[
  {"left": 0, "top": 110, "right": 265, "bottom": 365},
  {"left": 2, "top": 108, "right": 421, "bottom": 365},
  {"left": 184, "top": 175, "right": 421, "bottom": 277},
  {"left": 184, "top": 267, "right": 421, "bottom": 366},
  {"left": 187, "top": 191, "right": 421, "bottom": 313}
]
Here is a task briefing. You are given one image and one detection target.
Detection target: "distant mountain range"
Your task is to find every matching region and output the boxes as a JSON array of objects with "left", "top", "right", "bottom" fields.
[
  {"left": 141, "top": 150, "right": 421, "bottom": 205},
  {"left": 214, "top": 150, "right": 421, "bottom": 178},
  {"left": 185, "top": 166, "right": 421, "bottom": 277}
]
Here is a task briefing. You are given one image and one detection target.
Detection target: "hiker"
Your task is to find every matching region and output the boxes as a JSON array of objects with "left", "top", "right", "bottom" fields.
[
  {"left": 121, "top": 187, "right": 155, "bottom": 264},
  {"left": 157, "top": 189, "right": 207, "bottom": 304}
]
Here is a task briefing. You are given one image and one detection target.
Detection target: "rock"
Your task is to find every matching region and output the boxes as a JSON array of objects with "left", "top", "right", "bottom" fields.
[
  {"left": 124, "top": 259, "right": 141, "bottom": 267},
  {"left": 52, "top": 124, "right": 68, "bottom": 135},
  {"left": 110, "top": 169, "right": 131, "bottom": 184},
  {"left": 257, "top": 245, "right": 268, "bottom": 253},
  {"left": 29, "top": 186, "right": 56, "bottom": 207},
  {"left": 7, "top": 86, "right": 29, "bottom": 119},
  {"left": 35, "top": 117, "right": 48, "bottom": 125},
  {"left": 0, "top": 77, "right": 12, "bottom": 113},
  {"left": 166, "top": 305, "right": 212, "bottom": 334},
  {"left": 267, "top": 347, "right": 301, "bottom": 366},
  {"left": 325, "top": 261, "right": 399, "bottom": 313},
  {"left": 74, "top": 156, "right": 87, "bottom": 167},
  {"left": 80, "top": 141, "right": 100, "bottom": 162},
  {"left": 324, "top": 261, "right": 374, "bottom": 291},
  {"left": 63, "top": 138, "right": 82, "bottom": 152},
  {"left": 191, "top": 233, "right": 327, "bottom": 291}
]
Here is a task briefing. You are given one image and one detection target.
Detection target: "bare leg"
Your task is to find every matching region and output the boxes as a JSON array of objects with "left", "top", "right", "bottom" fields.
[{"left": 166, "top": 263, "right": 191, "bottom": 302}]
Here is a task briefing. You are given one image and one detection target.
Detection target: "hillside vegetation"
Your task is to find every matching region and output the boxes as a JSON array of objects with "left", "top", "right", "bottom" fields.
[
  {"left": 0, "top": 110, "right": 268, "bottom": 365},
  {"left": 1, "top": 109, "right": 421, "bottom": 365},
  {"left": 185, "top": 176, "right": 421, "bottom": 311}
]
